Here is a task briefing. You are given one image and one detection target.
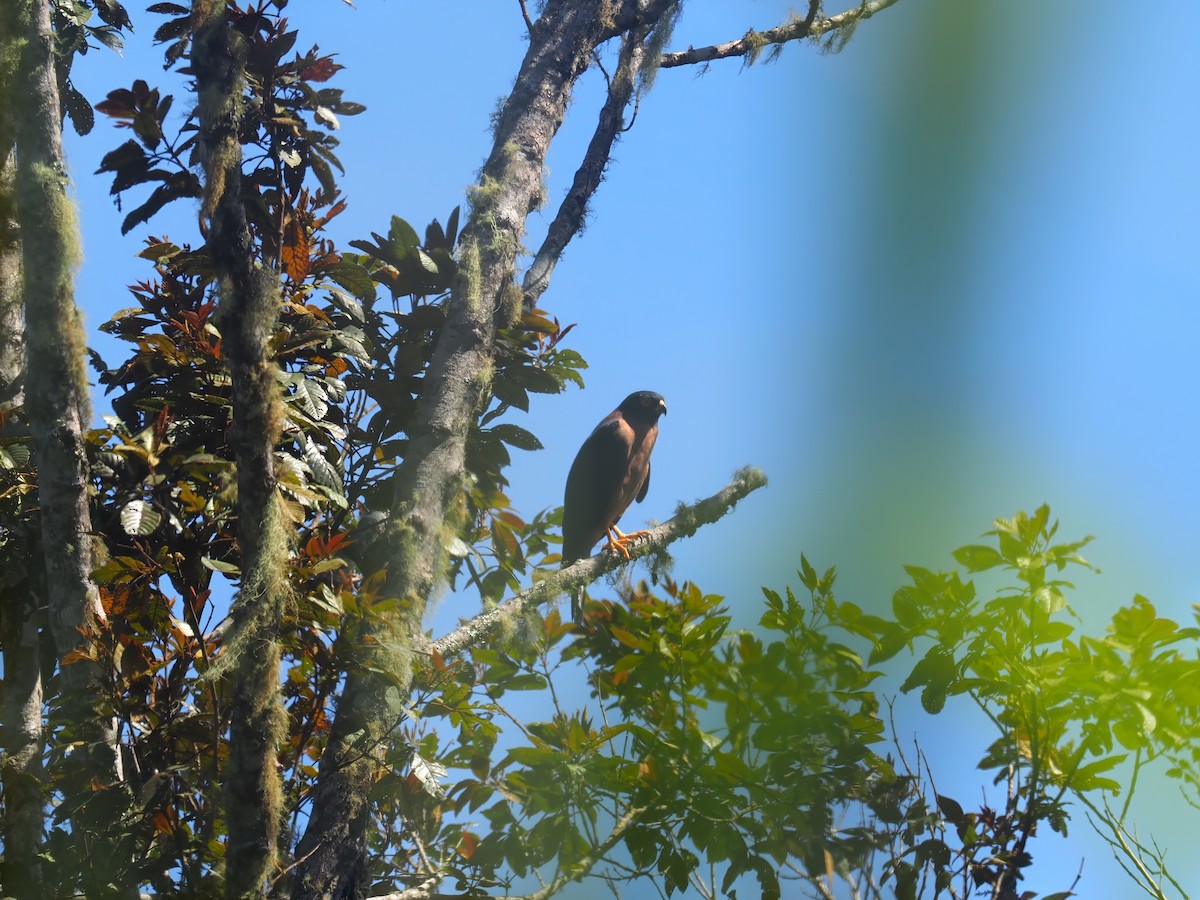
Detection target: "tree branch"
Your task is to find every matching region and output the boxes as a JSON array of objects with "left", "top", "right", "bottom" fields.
[
  {"left": 523, "top": 24, "right": 650, "bottom": 306},
  {"left": 658, "top": 0, "right": 902, "bottom": 69},
  {"left": 0, "top": 129, "right": 44, "bottom": 888},
  {"left": 290, "top": 3, "right": 680, "bottom": 896},
  {"left": 191, "top": 1, "right": 289, "bottom": 892},
  {"left": 514, "top": 805, "right": 648, "bottom": 900},
  {"left": 517, "top": 0, "right": 535, "bottom": 36},
  {"left": 431, "top": 467, "right": 767, "bottom": 660},
  {"left": 6, "top": 0, "right": 125, "bottom": 888}
]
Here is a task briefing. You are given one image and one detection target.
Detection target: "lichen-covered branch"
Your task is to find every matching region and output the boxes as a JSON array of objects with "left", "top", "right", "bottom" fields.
[
  {"left": 0, "top": 120, "right": 20, "bottom": 406},
  {"left": 0, "top": 590, "right": 44, "bottom": 898},
  {"left": 9, "top": 0, "right": 117, "bottom": 782},
  {"left": 291, "top": 3, "right": 680, "bottom": 897},
  {"left": 431, "top": 467, "right": 766, "bottom": 660},
  {"left": 191, "top": 1, "right": 289, "bottom": 894},
  {"left": 658, "top": 0, "right": 902, "bottom": 69},
  {"left": 523, "top": 24, "right": 650, "bottom": 305},
  {"left": 0, "top": 83, "right": 45, "bottom": 894},
  {"left": 0, "top": 12, "right": 21, "bottom": 405}
]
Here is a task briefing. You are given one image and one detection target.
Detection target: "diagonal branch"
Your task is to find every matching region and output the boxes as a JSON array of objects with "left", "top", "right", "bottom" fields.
[
  {"left": 290, "top": 4, "right": 682, "bottom": 896},
  {"left": 431, "top": 467, "right": 767, "bottom": 660},
  {"left": 523, "top": 23, "right": 650, "bottom": 306},
  {"left": 658, "top": 0, "right": 902, "bottom": 69}
]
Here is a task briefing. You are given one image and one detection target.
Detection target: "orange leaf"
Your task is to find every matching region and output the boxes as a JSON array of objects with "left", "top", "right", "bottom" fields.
[
  {"left": 299, "top": 57, "right": 344, "bottom": 83},
  {"left": 458, "top": 830, "right": 479, "bottom": 860},
  {"left": 62, "top": 647, "right": 98, "bottom": 665},
  {"left": 281, "top": 214, "right": 312, "bottom": 281}
]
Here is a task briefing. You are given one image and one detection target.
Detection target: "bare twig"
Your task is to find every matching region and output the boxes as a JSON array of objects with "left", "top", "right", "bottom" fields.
[
  {"left": 1081, "top": 794, "right": 1185, "bottom": 900},
  {"left": 367, "top": 877, "right": 453, "bottom": 900},
  {"left": 517, "top": 0, "right": 535, "bottom": 35},
  {"left": 658, "top": 0, "right": 902, "bottom": 69},
  {"left": 431, "top": 467, "right": 767, "bottom": 660}
]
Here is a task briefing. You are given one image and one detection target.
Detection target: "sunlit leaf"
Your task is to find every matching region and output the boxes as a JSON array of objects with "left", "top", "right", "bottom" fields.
[{"left": 119, "top": 499, "right": 161, "bottom": 536}]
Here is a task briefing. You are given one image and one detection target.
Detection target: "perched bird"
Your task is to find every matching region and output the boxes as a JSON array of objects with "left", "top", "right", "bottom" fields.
[{"left": 562, "top": 390, "right": 667, "bottom": 622}]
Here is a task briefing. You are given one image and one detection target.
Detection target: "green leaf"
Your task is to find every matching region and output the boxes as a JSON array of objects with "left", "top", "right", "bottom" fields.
[
  {"left": 120, "top": 499, "right": 161, "bottom": 536},
  {"left": 488, "top": 423, "right": 543, "bottom": 451},
  {"left": 935, "top": 794, "right": 965, "bottom": 826},
  {"left": 326, "top": 260, "right": 377, "bottom": 303},
  {"left": 64, "top": 81, "right": 95, "bottom": 136},
  {"left": 798, "top": 554, "right": 818, "bottom": 591},
  {"left": 389, "top": 216, "right": 420, "bottom": 252},
  {"left": 411, "top": 752, "right": 447, "bottom": 799},
  {"left": 201, "top": 557, "right": 240, "bottom": 575},
  {"left": 952, "top": 543, "right": 1005, "bottom": 572},
  {"left": 121, "top": 172, "right": 202, "bottom": 234},
  {"left": 891, "top": 588, "right": 921, "bottom": 626},
  {"left": 303, "top": 437, "right": 341, "bottom": 489},
  {"left": 415, "top": 247, "right": 439, "bottom": 274},
  {"left": 900, "top": 647, "right": 957, "bottom": 715},
  {"left": 492, "top": 377, "right": 529, "bottom": 412},
  {"left": 511, "top": 365, "right": 561, "bottom": 395},
  {"left": 290, "top": 378, "right": 329, "bottom": 419},
  {"left": 868, "top": 623, "right": 909, "bottom": 665},
  {"left": 1070, "top": 754, "right": 1127, "bottom": 792}
]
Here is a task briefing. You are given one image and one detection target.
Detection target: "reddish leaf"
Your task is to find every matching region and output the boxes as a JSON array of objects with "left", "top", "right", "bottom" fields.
[{"left": 300, "top": 56, "right": 344, "bottom": 82}]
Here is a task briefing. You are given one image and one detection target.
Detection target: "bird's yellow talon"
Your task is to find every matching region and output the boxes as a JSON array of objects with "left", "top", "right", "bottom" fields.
[{"left": 604, "top": 525, "right": 651, "bottom": 560}]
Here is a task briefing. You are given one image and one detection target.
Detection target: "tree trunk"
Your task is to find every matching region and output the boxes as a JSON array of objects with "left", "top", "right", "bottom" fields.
[
  {"left": 290, "top": 3, "right": 676, "bottom": 896},
  {"left": 191, "top": 2, "right": 289, "bottom": 896},
  {"left": 0, "top": 71, "right": 46, "bottom": 892},
  {"left": 8, "top": 0, "right": 119, "bottom": 820},
  {"left": 0, "top": 592, "right": 45, "bottom": 898}
]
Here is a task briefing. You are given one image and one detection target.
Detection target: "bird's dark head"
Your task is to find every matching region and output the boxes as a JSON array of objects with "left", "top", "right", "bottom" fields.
[{"left": 618, "top": 391, "right": 667, "bottom": 425}]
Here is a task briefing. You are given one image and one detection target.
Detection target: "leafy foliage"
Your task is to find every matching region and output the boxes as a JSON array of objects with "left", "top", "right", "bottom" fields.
[
  {"left": 6, "top": 2, "right": 1200, "bottom": 899},
  {"left": 826, "top": 505, "right": 1200, "bottom": 899}
]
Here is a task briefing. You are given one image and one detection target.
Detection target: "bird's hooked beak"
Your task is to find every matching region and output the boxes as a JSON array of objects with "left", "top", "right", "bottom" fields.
[{"left": 658, "top": 399, "right": 667, "bottom": 415}]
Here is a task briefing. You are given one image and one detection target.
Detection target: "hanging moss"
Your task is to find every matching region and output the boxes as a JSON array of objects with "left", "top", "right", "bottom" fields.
[{"left": 637, "top": 0, "right": 683, "bottom": 91}]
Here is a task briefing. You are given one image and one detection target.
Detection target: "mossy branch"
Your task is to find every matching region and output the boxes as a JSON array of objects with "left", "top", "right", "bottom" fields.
[
  {"left": 523, "top": 23, "right": 651, "bottom": 306},
  {"left": 430, "top": 467, "right": 767, "bottom": 660},
  {"left": 191, "top": 1, "right": 289, "bottom": 894},
  {"left": 10, "top": 0, "right": 116, "bottom": 759},
  {"left": 657, "top": 0, "right": 902, "bottom": 69}
]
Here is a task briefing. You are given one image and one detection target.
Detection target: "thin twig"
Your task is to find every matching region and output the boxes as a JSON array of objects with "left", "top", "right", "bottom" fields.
[{"left": 517, "top": 0, "right": 535, "bottom": 35}]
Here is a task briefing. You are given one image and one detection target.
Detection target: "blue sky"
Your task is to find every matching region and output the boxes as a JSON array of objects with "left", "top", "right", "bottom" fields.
[{"left": 63, "top": 1, "right": 1200, "bottom": 896}]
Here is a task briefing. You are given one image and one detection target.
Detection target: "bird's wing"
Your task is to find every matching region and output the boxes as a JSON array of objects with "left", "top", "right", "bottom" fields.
[{"left": 635, "top": 460, "right": 650, "bottom": 504}]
